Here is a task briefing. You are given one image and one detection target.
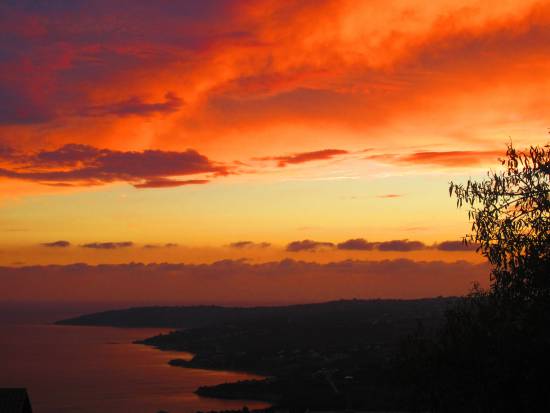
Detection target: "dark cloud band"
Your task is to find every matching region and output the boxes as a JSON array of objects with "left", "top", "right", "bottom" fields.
[{"left": 0, "top": 144, "right": 227, "bottom": 188}]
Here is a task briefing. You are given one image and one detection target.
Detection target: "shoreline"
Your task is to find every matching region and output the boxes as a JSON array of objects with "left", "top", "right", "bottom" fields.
[
  {"left": 132, "top": 339, "right": 277, "bottom": 404},
  {"left": 136, "top": 342, "right": 270, "bottom": 377},
  {"left": 53, "top": 298, "right": 455, "bottom": 411},
  {"left": 133, "top": 341, "right": 275, "bottom": 403},
  {"left": 59, "top": 323, "right": 273, "bottom": 408}
]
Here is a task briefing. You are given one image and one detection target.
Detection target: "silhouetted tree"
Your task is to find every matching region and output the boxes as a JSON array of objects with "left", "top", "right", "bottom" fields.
[
  {"left": 450, "top": 142, "right": 550, "bottom": 301},
  {"left": 401, "top": 142, "right": 550, "bottom": 412}
]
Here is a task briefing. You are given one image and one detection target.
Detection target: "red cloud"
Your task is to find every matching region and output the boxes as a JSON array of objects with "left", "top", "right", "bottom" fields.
[
  {"left": 257, "top": 149, "right": 349, "bottom": 167},
  {"left": 377, "top": 194, "right": 402, "bottom": 199},
  {"left": 401, "top": 151, "right": 503, "bottom": 167},
  {"left": 0, "top": 144, "right": 227, "bottom": 188},
  {"left": 368, "top": 150, "right": 503, "bottom": 168}
]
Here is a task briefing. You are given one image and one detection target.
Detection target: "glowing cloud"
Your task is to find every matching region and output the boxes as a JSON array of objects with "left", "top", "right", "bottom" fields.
[{"left": 367, "top": 150, "right": 505, "bottom": 168}]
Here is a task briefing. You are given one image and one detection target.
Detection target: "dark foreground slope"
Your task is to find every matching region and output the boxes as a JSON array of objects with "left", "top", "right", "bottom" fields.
[{"left": 58, "top": 298, "right": 456, "bottom": 411}]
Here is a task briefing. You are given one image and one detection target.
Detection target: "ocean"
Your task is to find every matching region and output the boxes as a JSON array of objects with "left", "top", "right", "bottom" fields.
[{"left": 0, "top": 302, "right": 268, "bottom": 413}]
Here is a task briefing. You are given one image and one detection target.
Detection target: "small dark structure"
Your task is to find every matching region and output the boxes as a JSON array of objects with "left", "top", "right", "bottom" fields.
[{"left": 0, "top": 389, "right": 33, "bottom": 413}]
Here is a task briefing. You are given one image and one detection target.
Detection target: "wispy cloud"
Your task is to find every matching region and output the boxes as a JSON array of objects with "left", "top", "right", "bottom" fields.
[{"left": 377, "top": 194, "right": 402, "bottom": 199}]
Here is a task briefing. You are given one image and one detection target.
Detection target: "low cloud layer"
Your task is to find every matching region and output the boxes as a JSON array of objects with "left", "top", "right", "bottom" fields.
[
  {"left": 143, "top": 243, "right": 179, "bottom": 249},
  {"left": 36, "top": 238, "right": 479, "bottom": 253},
  {"left": 378, "top": 240, "right": 426, "bottom": 252},
  {"left": 336, "top": 239, "right": 374, "bottom": 251},
  {"left": 291, "top": 238, "right": 480, "bottom": 253},
  {"left": 436, "top": 241, "right": 479, "bottom": 251},
  {"left": 289, "top": 238, "right": 426, "bottom": 252},
  {"left": 0, "top": 259, "right": 490, "bottom": 303}
]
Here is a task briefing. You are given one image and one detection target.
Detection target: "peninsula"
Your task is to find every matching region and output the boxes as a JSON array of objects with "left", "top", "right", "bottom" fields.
[{"left": 58, "top": 298, "right": 455, "bottom": 411}]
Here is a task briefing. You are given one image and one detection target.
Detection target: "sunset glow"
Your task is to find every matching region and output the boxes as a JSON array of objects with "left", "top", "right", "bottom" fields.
[{"left": 1, "top": 0, "right": 549, "bottom": 302}]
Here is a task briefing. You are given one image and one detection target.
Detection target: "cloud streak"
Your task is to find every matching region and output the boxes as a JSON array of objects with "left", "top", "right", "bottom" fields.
[
  {"left": 228, "top": 241, "right": 271, "bottom": 249},
  {"left": 286, "top": 239, "right": 335, "bottom": 252},
  {"left": 256, "top": 149, "right": 349, "bottom": 167},
  {"left": 368, "top": 150, "right": 504, "bottom": 168},
  {"left": 81, "top": 242, "right": 134, "bottom": 250},
  {"left": 42, "top": 240, "right": 71, "bottom": 248},
  {"left": 143, "top": 243, "right": 179, "bottom": 249}
]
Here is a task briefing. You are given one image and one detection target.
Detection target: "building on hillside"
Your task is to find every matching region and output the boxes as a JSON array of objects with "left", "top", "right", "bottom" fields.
[{"left": 0, "top": 388, "right": 33, "bottom": 413}]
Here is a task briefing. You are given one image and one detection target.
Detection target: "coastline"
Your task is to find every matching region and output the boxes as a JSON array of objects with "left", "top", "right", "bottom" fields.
[
  {"left": 133, "top": 340, "right": 275, "bottom": 403},
  {"left": 55, "top": 299, "right": 455, "bottom": 411},
  {"left": 125, "top": 326, "right": 277, "bottom": 408}
]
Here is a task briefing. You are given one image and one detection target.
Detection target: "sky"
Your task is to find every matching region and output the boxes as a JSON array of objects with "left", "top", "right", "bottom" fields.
[{"left": 0, "top": 0, "right": 548, "bottom": 303}]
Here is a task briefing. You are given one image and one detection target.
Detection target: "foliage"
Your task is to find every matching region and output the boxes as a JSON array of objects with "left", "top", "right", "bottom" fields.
[
  {"left": 449, "top": 142, "right": 550, "bottom": 301},
  {"left": 401, "top": 142, "right": 550, "bottom": 412}
]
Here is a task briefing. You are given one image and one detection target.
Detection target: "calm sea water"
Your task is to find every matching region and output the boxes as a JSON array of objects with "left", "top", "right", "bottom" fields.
[{"left": 0, "top": 303, "right": 268, "bottom": 413}]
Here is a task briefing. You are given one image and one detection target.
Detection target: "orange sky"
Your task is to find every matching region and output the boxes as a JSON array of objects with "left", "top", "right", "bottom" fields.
[{"left": 0, "top": 0, "right": 548, "bottom": 302}]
